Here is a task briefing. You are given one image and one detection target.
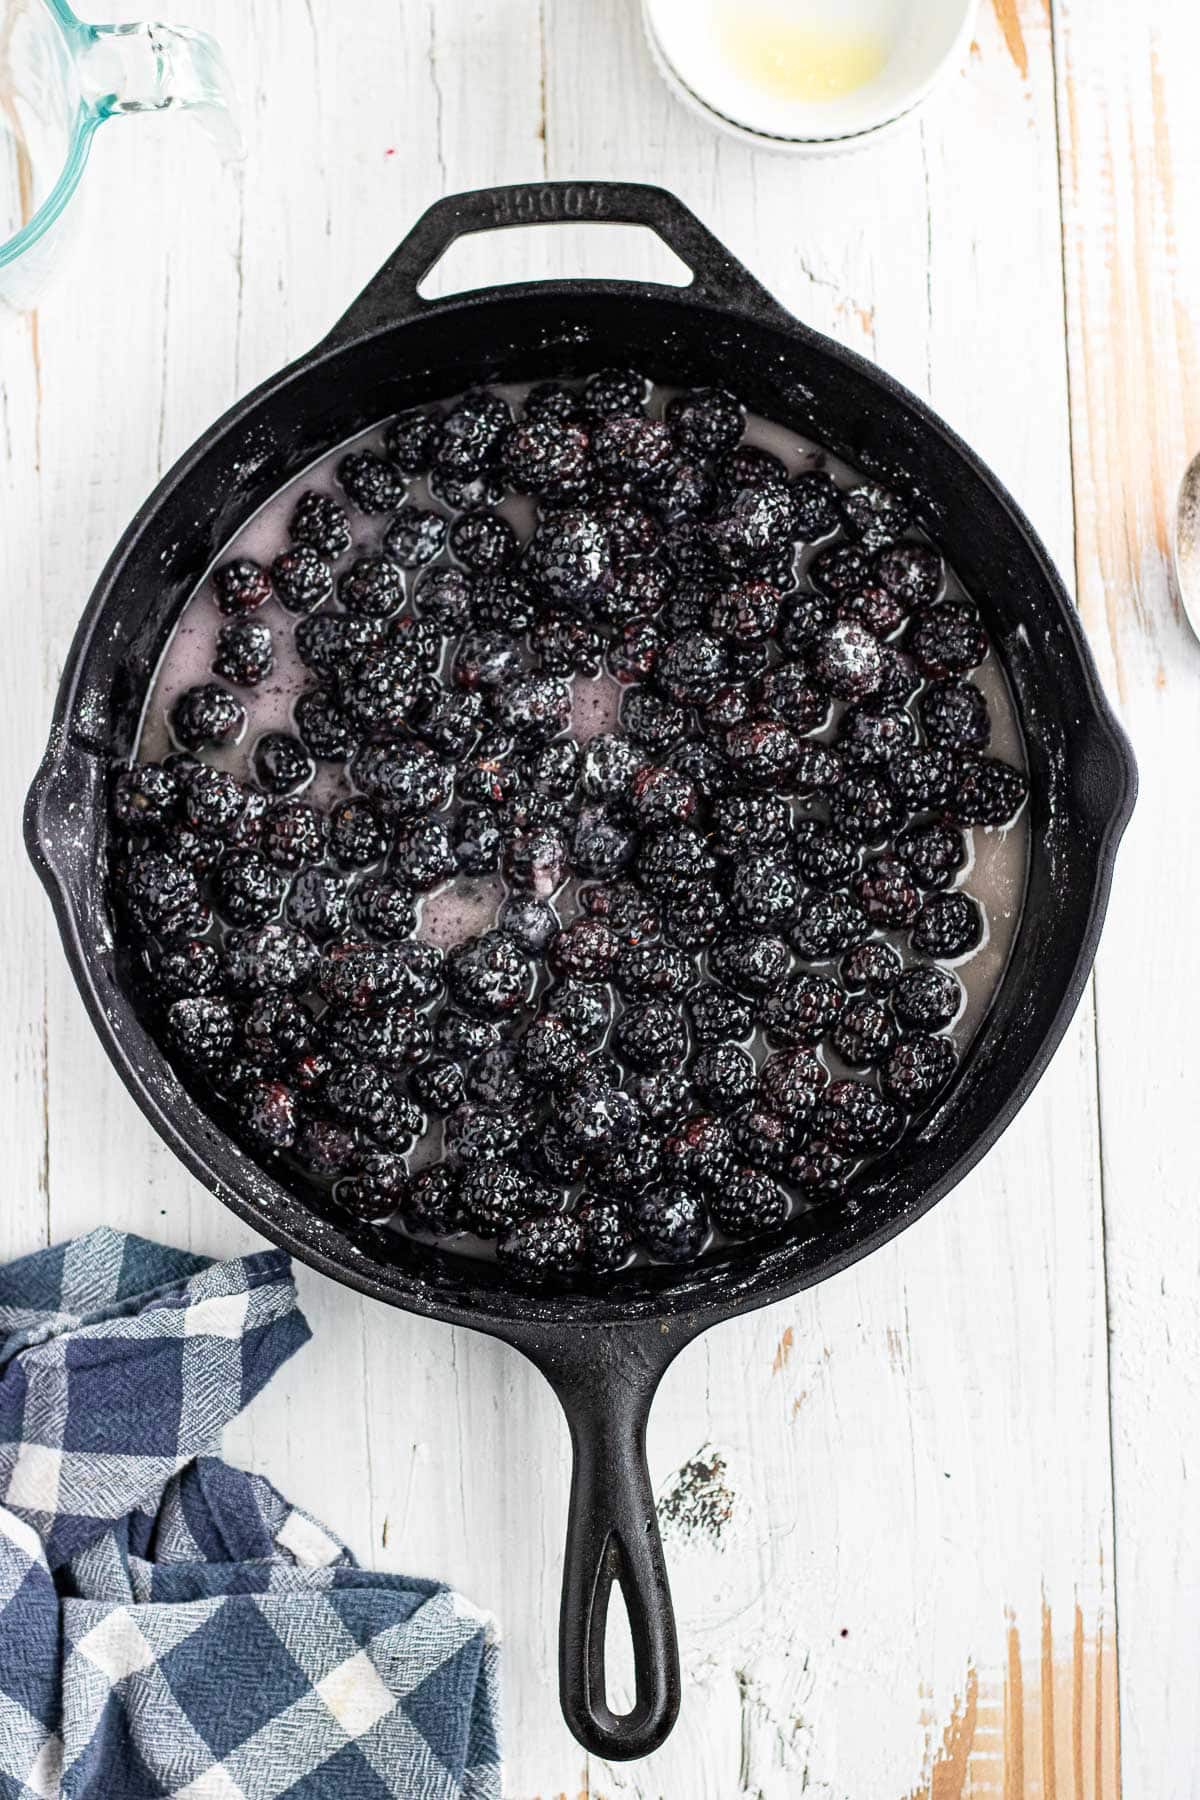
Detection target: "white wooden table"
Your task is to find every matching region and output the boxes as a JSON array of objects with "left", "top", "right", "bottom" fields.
[{"left": 3, "top": 1, "right": 1195, "bottom": 1792}]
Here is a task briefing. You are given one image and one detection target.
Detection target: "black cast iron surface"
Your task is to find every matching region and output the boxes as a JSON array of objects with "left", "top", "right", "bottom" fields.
[{"left": 26, "top": 181, "right": 1136, "bottom": 1760}]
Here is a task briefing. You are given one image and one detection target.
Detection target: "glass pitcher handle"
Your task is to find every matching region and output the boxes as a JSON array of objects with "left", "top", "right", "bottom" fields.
[{"left": 78, "top": 19, "right": 241, "bottom": 156}]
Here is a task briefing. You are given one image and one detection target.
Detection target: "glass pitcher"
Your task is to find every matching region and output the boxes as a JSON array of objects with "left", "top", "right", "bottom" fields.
[{"left": 1, "top": 0, "right": 236, "bottom": 310}]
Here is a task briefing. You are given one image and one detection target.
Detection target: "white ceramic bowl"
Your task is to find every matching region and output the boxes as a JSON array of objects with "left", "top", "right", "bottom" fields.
[{"left": 642, "top": 0, "right": 978, "bottom": 154}]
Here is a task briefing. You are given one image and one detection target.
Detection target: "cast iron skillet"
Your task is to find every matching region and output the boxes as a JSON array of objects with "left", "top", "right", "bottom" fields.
[{"left": 26, "top": 181, "right": 1135, "bottom": 1761}]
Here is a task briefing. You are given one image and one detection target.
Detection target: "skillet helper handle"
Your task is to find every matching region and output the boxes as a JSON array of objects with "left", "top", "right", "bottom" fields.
[
  {"left": 321, "top": 178, "right": 793, "bottom": 347},
  {"left": 520, "top": 1323, "right": 682, "bottom": 1760}
]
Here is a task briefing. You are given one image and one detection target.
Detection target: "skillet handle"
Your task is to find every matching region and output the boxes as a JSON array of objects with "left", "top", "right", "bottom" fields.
[
  {"left": 516, "top": 1320, "right": 684, "bottom": 1761},
  {"left": 320, "top": 179, "right": 793, "bottom": 348}
]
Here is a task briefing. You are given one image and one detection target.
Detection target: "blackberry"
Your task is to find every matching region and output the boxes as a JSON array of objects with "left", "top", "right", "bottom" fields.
[
  {"left": 725, "top": 1101, "right": 789, "bottom": 1176},
  {"left": 171, "top": 683, "right": 245, "bottom": 751},
  {"left": 702, "top": 683, "right": 751, "bottom": 735},
  {"left": 499, "top": 1213, "right": 583, "bottom": 1282},
  {"left": 792, "top": 743, "right": 845, "bottom": 796},
  {"left": 335, "top": 1151, "right": 411, "bottom": 1220},
  {"left": 756, "top": 1047, "right": 826, "bottom": 1121},
  {"left": 214, "top": 619, "right": 274, "bottom": 688},
  {"left": 163, "top": 826, "right": 222, "bottom": 875},
  {"left": 813, "top": 1079, "right": 902, "bottom": 1153},
  {"left": 836, "top": 585, "right": 906, "bottom": 640},
  {"left": 669, "top": 735, "right": 736, "bottom": 798},
  {"left": 833, "top": 999, "right": 896, "bottom": 1067},
  {"left": 452, "top": 631, "right": 522, "bottom": 692},
  {"left": 789, "top": 470, "right": 842, "bottom": 539},
  {"left": 629, "top": 765, "right": 698, "bottom": 830},
  {"left": 720, "top": 444, "right": 789, "bottom": 493},
  {"left": 524, "top": 381, "right": 586, "bottom": 424},
  {"left": 241, "top": 1080, "right": 299, "bottom": 1151},
  {"left": 505, "top": 826, "right": 568, "bottom": 895},
  {"left": 369, "top": 939, "right": 443, "bottom": 1006},
  {"left": 705, "top": 485, "right": 795, "bottom": 574},
  {"left": 467, "top": 571, "right": 536, "bottom": 634},
  {"left": 688, "top": 987, "right": 753, "bottom": 1045},
  {"left": 830, "top": 771, "right": 903, "bottom": 844},
  {"left": 894, "top": 821, "right": 966, "bottom": 890},
  {"left": 253, "top": 733, "right": 314, "bottom": 796},
  {"left": 502, "top": 416, "right": 590, "bottom": 494},
  {"left": 384, "top": 409, "right": 443, "bottom": 475},
  {"left": 285, "top": 867, "right": 350, "bottom": 940},
  {"left": 628, "top": 1069, "right": 693, "bottom": 1125},
  {"left": 653, "top": 631, "right": 727, "bottom": 706},
  {"left": 709, "top": 933, "right": 790, "bottom": 997},
  {"left": 173, "top": 760, "right": 245, "bottom": 835},
  {"left": 154, "top": 937, "right": 220, "bottom": 1001},
  {"left": 112, "top": 763, "right": 179, "bottom": 834},
  {"left": 326, "top": 1063, "right": 420, "bottom": 1150},
  {"left": 838, "top": 704, "right": 917, "bottom": 769},
  {"left": 500, "top": 896, "right": 561, "bottom": 957},
  {"left": 711, "top": 1167, "right": 787, "bottom": 1237},
  {"left": 322, "top": 1003, "right": 429, "bottom": 1073},
  {"left": 921, "top": 679, "right": 990, "bottom": 752},
  {"left": 518, "top": 1015, "right": 586, "bottom": 1088},
  {"left": 630, "top": 1183, "right": 707, "bottom": 1261},
  {"left": 328, "top": 800, "right": 389, "bottom": 869},
  {"left": 214, "top": 851, "right": 287, "bottom": 927},
  {"left": 591, "top": 414, "right": 673, "bottom": 487},
  {"left": 444, "top": 1094, "right": 518, "bottom": 1166},
  {"left": 550, "top": 917, "right": 620, "bottom": 983},
  {"left": 271, "top": 546, "right": 334, "bottom": 614},
  {"left": 723, "top": 719, "right": 802, "bottom": 787},
  {"left": 428, "top": 465, "right": 506, "bottom": 512},
  {"left": 453, "top": 804, "right": 504, "bottom": 874},
  {"left": 223, "top": 925, "right": 318, "bottom": 996},
  {"left": 792, "top": 890, "right": 870, "bottom": 961},
  {"left": 599, "top": 559, "right": 673, "bottom": 625},
  {"left": 352, "top": 739, "right": 453, "bottom": 818},
  {"left": 411, "top": 1060, "right": 467, "bottom": 1114},
  {"left": 613, "top": 941, "right": 693, "bottom": 1001},
  {"left": 294, "top": 689, "right": 360, "bottom": 761},
  {"left": 754, "top": 662, "right": 829, "bottom": 732},
  {"left": 212, "top": 558, "right": 271, "bottom": 616},
  {"left": 383, "top": 504, "right": 447, "bottom": 565},
  {"left": 525, "top": 509, "right": 609, "bottom": 602},
  {"left": 544, "top": 979, "right": 611, "bottom": 1047},
  {"left": 892, "top": 965, "right": 962, "bottom": 1031},
  {"left": 579, "top": 734, "right": 636, "bottom": 806},
  {"left": 529, "top": 609, "right": 604, "bottom": 676},
  {"left": 560, "top": 1080, "right": 640, "bottom": 1153},
  {"left": 494, "top": 672, "right": 571, "bottom": 743},
  {"left": 951, "top": 757, "right": 1027, "bottom": 826},
  {"left": 526, "top": 739, "right": 581, "bottom": 798},
  {"left": 456, "top": 740, "right": 521, "bottom": 808},
  {"left": 242, "top": 993, "right": 313, "bottom": 1071},
  {"left": 399, "top": 1163, "right": 465, "bottom": 1235},
  {"left": 839, "top": 484, "right": 909, "bottom": 550},
  {"left": 414, "top": 688, "right": 483, "bottom": 761},
  {"left": 166, "top": 996, "right": 234, "bottom": 1070},
  {"left": 339, "top": 554, "right": 404, "bottom": 617},
  {"left": 620, "top": 689, "right": 687, "bottom": 757},
  {"left": 338, "top": 644, "right": 423, "bottom": 732},
  {"left": 691, "top": 1042, "right": 755, "bottom": 1111},
  {"left": 854, "top": 855, "right": 921, "bottom": 928},
  {"left": 465, "top": 1044, "right": 531, "bottom": 1114},
  {"left": 811, "top": 543, "right": 875, "bottom": 599},
  {"left": 873, "top": 541, "right": 943, "bottom": 608},
  {"left": 599, "top": 496, "right": 660, "bottom": 563},
  {"left": 788, "top": 1142, "right": 851, "bottom": 1194},
  {"left": 614, "top": 1000, "right": 687, "bottom": 1071},
  {"left": 663, "top": 880, "right": 728, "bottom": 951},
  {"left": 911, "top": 892, "right": 983, "bottom": 959},
  {"left": 260, "top": 800, "right": 324, "bottom": 870},
  {"left": 337, "top": 449, "right": 405, "bottom": 514},
  {"left": 712, "top": 792, "right": 790, "bottom": 857},
  {"left": 592, "top": 1130, "right": 661, "bottom": 1197},
  {"left": 449, "top": 507, "right": 518, "bottom": 573},
  {"left": 841, "top": 941, "right": 902, "bottom": 995},
  {"left": 583, "top": 367, "right": 648, "bottom": 420},
  {"left": 415, "top": 565, "right": 474, "bottom": 633},
  {"left": 811, "top": 619, "right": 883, "bottom": 701},
  {"left": 578, "top": 1199, "right": 634, "bottom": 1275},
  {"left": 295, "top": 1118, "right": 359, "bottom": 1177},
  {"left": 729, "top": 857, "right": 801, "bottom": 932},
  {"left": 666, "top": 386, "right": 744, "bottom": 457},
  {"left": 760, "top": 972, "right": 844, "bottom": 1047},
  {"left": 435, "top": 1010, "right": 503, "bottom": 1059},
  {"left": 874, "top": 646, "right": 922, "bottom": 707},
  {"left": 450, "top": 931, "right": 531, "bottom": 1017},
  {"left": 289, "top": 491, "right": 351, "bottom": 558},
  {"left": 390, "top": 819, "right": 455, "bottom": 891},
  {"left": 124, "top": 851, "right": 201, "bottom": 935},
  {"left": 889, "top": 748, "right": 961, "bottom": 811},
  {"left": 635, "top": 826, "right": 715, "bottom": 895},
  {"left": 662, "top": 1114, "right": 736, "bottom": 1188},
  {"left": 778, "top": 593, "right": 835, "bottom": 658},
  {"left": 882, "top": 1034, "right": 957, "bottom": 1108},
  {"left": 610, "top": 617, "right": 663, "bottom": 683},
  {"left": 910, "top": 602, "right": 987, "bottom": 677}
]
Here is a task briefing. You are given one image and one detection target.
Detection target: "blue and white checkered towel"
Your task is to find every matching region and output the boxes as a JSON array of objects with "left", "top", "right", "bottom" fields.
[{"left": 0, "top": 1229, "right": 501, "bottom": 1799}]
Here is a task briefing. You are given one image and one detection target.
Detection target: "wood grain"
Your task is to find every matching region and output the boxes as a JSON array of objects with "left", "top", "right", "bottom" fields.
[{"left": 0, "top": 0, "right": 1154, "bottom": 1791}]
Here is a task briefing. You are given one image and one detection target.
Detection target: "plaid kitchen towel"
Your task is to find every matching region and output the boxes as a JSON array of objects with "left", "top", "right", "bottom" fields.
[{"left": 0, "top": 1228, "right": 501, "bottom": 1799}]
